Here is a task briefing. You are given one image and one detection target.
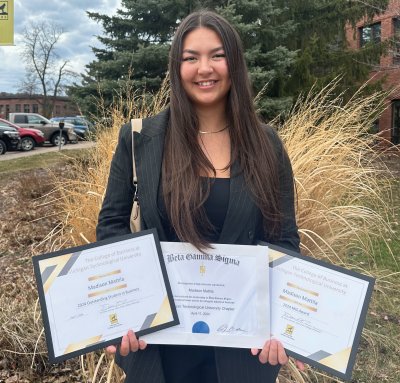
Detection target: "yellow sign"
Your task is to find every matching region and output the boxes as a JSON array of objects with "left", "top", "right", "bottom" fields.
[{"left": 0, "top": 0, "right": 14, "bottom": 46}]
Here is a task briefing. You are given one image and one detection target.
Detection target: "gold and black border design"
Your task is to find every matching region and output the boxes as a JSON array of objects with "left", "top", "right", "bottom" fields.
[
  {"left": 32, "top": 229, "right": 179, "bottom": 364},
  {"left": 260, "top": 241, "right": 375, "bottom": 382}
]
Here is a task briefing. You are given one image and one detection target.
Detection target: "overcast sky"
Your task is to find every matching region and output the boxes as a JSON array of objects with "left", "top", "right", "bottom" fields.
[{"left": 0, "top": 0, "right": 120, "bottom": 93}]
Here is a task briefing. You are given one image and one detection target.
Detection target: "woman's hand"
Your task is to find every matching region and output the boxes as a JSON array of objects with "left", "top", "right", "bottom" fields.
[
  {"left": 294, "top": 359, "right": 305, "bottom": 371},
  {"left": 251, "top": 339, "right": 305, "bottom": 371},
  {"left": 106, "top": 330, "right": 147, "bottom": 356},
  {"left": 251, "top": 339, "right": 288, "bottom": 365}
]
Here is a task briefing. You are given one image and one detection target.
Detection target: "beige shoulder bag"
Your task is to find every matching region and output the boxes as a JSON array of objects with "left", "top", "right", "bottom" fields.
[{"left": 130, "top": 118, "right": 143, "bottom": 232}]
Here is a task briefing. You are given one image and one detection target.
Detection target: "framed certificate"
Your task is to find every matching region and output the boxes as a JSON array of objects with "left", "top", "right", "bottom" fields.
[
  {"left": 263, "top": 242, "right": 375, "bottom": 381},
  {"left": 142, "top": 242, "right": 270, "bottom": 348},
  {"left": 33, "top": 229, "right": 179, "bottom": 363}
]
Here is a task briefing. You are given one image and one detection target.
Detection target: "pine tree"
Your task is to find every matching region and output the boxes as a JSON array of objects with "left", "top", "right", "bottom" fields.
[
  {"left": 281, "top": 0, "right": 389, "bottom": 102},
  {"left": 69, "top": 0, "right": 217, "bottom": 114},
  {"left": 69, "top": 0, "right": 297, "bottom": 117},
  {"left": 69, "top": 0, "right": 389, "bottom": 119}
]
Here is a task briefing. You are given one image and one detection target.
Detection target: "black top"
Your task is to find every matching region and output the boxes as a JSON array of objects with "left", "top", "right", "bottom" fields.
[
  {"left": 157, "top": 177, "right": 230, "bottom": 383},
  {"left": 96, "top": 109, "right": 299, "bottom": 383},
  {"left": 158, "top": 177, "right": 230, "bottom": 242}
]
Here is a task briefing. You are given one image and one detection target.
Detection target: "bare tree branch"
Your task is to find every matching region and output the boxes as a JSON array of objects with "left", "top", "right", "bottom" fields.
[{"left": 20, "top": 22, "right": 75, "bottom": 117}]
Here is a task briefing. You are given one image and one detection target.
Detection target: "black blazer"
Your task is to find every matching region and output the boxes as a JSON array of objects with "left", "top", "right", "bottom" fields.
[{"left": 96, "top": 108, "right": 300, "bottom": 383}]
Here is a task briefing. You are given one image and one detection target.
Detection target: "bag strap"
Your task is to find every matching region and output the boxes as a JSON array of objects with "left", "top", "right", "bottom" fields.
[{"left": 131, "top": 119, "right": 143, "bottom": 212}]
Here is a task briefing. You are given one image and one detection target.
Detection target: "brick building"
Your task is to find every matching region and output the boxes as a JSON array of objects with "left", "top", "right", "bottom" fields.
[
  {"left": 0, "top": 93, "right": 80, "bottom": 120},
  {"left": 346, "top": 0, "right": 400, "bottom": 145}
]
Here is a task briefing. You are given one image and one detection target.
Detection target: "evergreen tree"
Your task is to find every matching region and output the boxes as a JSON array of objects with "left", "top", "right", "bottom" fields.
[
  {"left": 281, "top": 0, "right": 389, "bottom": 102},
  {"left": 218, "top": 1, "right": 297, "bottom": 118},
  {"left": 69, "top": 0, "right": 389, "bottom": 119},
  {"left": 69, "top": 1, "right": 215, "bottom": 114},
  {"left": 69, "top": 0, "right": 297, "bottom": 117}
]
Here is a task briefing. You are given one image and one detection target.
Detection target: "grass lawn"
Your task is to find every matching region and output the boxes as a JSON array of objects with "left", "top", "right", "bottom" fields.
[{"left": 0, "top": 149, "right": 90, "bottom": 174}]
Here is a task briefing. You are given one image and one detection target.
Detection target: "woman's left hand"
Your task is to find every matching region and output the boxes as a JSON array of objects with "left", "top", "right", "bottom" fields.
[{"left": 251, "top": 339, "right": 306, "bottom": 370}]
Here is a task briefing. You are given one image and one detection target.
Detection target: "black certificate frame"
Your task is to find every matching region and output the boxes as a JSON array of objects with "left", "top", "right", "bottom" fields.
[
  {"left": 33, "top": 228, "right": 179, "bottom": 363},
  {"left": 260, "top": 242, "right": 375, "bottom": 382}
]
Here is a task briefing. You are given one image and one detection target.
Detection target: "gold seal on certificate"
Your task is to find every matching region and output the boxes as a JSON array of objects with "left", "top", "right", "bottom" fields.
[{"left": 32, "top": 229, "right": 179, "bottom": 363}]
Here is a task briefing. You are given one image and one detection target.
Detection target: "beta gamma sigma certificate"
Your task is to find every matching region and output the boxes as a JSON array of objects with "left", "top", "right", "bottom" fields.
[
  {"left": 32, "top": 229, "right": 179, "bottom": 363},
  {"left": 142, "top": 242, "right": 270, "bottom": 348},
  {"left": 265, "top": 242, "right": 375, "bottom": 381}
]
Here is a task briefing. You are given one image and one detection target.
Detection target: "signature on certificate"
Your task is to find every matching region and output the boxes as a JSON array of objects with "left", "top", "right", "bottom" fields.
[
  {"left": 282, "top": 312, "right": 322, "bottom": 333},
  {"left": 217, "top": 324, "right": 248, "bottom": 334}
]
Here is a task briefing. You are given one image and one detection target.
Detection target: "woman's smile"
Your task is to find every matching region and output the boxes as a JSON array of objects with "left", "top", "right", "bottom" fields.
[
  {"left": 180, "top": 27, "right": 231, "bottom": 109},
  {"left": 196, "top": 80, "right": 218, "bottom": 87}
]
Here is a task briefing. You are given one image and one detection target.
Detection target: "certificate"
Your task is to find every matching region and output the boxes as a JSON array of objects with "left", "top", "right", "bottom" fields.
[
  {"left": 33, "top": 229, "right": 179, "bottom": 363},
  {"left": 264, "top": 242, "right": 374, "bottom": 381},
  {"left": 142, "top": 242, "right": 270, "bottom": 348}
]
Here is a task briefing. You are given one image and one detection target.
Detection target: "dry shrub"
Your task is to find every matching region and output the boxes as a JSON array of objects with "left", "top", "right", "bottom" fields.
[
  {"left": 278, "top": 81, "right": 397, "bottom": 266},
  {"left": 15, "top": 169, "right": 54, "bottom": 200},
  {"left": 1, "top": 79, "right": 169, "bottom": 383},
  {"left": 273, "top": 82, "right": 399, "bottom": 383},
  {"left": 26, "top": 79, "right": 170, "bottom": 383},
  {"left": 19, "top": 78, "right": 398, "bottom": 382},
  {"left": 0, "top": 257, "right": 46, "bottom": 376},
  {"left": 51, "top": 77, "right": 170, "bottom": 249}
]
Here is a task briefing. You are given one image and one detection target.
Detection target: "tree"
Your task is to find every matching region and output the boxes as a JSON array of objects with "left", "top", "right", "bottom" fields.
[
  {"left": 69, "top": 0, "right": 297, "bottom": 117},
  {"left": 69, "top": 0, "right": 389, "bottom": 119},
  {"left": 280, "top": 0, "right": 390, "bottom": 101},
  {"left": 217, "top": 1, "right": 297, "bottom": 117},
  {"left": 20, "top": 22, "right": 76, "bottom": 117}
]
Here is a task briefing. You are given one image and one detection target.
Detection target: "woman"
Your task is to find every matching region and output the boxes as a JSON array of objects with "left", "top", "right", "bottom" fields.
[{"left": 97, "top": 9, "right": 303, "bottom": 383}]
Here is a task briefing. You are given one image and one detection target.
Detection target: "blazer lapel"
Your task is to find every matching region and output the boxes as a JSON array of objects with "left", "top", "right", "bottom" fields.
[
  {"left": 134, "top": 114, "right": 168, "bottom": 240},
  {"left": 218, "top": 161, "right": 257, "bottom": 244},
  {"left": 134, "top": 108, "right": 256, "bottom": 245}
]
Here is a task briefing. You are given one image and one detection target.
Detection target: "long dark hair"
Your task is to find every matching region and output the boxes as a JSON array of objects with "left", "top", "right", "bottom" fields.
[{"left": 162, "top": 10, "right": 281, "bottom": 249}]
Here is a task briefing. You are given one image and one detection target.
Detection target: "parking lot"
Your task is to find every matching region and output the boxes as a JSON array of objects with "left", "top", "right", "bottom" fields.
[{"left": 0, "top": 140, "right": 96, "bottom": 161}]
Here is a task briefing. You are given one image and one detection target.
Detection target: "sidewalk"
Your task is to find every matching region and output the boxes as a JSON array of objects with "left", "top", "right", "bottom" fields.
[{"left": 0, "top": 141, "right": 96, "bottom": 161}]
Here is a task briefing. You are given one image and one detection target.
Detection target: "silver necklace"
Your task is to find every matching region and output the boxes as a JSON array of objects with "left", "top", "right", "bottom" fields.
[{"left": 198, "top": 125, "right": 228, "bottom": 134}]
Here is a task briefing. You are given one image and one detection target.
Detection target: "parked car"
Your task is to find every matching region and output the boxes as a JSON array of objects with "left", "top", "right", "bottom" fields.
[
  {"left": 0, "top": 125, "right": 21, "bottom": 155},
  {"left": 0, "top": 118, "right": 45, "bottom": 151},
  {"left": 8, "top": 113, "right": 77, "bottom": 146},
  {"left": 50, "top": 116, "right": 94, "bottom": 139}
]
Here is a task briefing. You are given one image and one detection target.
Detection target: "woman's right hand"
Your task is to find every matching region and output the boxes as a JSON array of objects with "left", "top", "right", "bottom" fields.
[{"left": 106, "top": 330, "right": 147, "bottom": 356}]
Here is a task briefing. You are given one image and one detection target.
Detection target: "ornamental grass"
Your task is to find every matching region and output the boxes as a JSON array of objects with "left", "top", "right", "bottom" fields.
[
  {"left": 52, "top": 78, "right": 170, "bottom": 248},
  {"left": 281, "top": 80, "right": 396, "bottom": 267},
  {"left": 271, "top": 82, "right": 400, "bottom": 382},
  {"left": 1, "top": 78, "right": 398, "bottom": 382},
  {"left": 55, "top": 79, "right": 398, "bottom": 382}
]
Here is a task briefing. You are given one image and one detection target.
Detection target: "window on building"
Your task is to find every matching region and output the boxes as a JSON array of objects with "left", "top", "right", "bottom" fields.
[
  {"left": 0, "top": 105, "right": 3, "bottom": 115},
  {"left": 15, "top": 104, "right": 21, "bottom": 112},
  {"left": 24, "top": 104, "right": 30, "bottom": 113},
  {"left": 392, "top": 100, "right": 400, "bottom": 145},
  {"left": 360, "top": 22, "right": 381, "bottom": 47},
  {"left": 393, "top": 18, "right": 400, "bottom": 65},
  {"left": 55, "top": 105, "right": 61, "bottom": 115},
  {"left": 32, "top": 104, "right": 39, "bottom": 113}
]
